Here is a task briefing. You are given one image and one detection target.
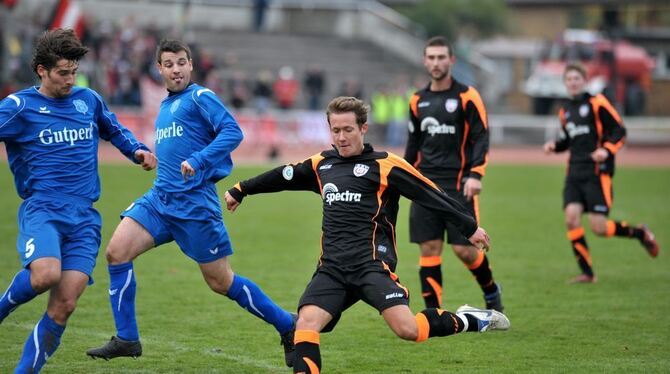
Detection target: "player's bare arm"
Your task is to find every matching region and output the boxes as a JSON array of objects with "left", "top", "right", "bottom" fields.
[{"left": 590, "top": 147, "right": 609, "bottom": 162}]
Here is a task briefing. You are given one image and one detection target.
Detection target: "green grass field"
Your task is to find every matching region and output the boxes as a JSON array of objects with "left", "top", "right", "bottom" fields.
[{"left": 0, "top": 162, "right": 668, "bottom": 373}]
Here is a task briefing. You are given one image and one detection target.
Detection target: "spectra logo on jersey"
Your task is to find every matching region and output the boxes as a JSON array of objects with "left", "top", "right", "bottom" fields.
[
  {"left": 39, "top": 123, "right": 95, "bottom": 145},
  {"left": 322, "top": 183, "right": 362, "bottom": 205},
  {"left": 156, "top": 122, "right": 184, "bottom": 144},
  {"left": 421, "top": 116, "right": 455, "bottom": 136},
  {"left": 565, "top": 122, "right": 590, "bottom": 138}
]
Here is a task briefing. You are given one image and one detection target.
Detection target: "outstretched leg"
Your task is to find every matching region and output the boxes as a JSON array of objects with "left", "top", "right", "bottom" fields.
[{"left": 87, "top": 217, "right": 154, "bottom": 360}]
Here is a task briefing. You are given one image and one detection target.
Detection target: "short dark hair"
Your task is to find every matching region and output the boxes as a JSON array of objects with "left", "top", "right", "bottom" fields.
[
  {"left": 424, "top": 36, "right": 453, "bottom": 57},
  {"left": 31, "top": 28, "right": 89, "bottom": 76},
  {"left": 564, "top": 62, "right": 587, "bottom": 79},
  {"left": 156, "top": 39, "right": 192, "bottom": 64},
  {"left": 326, "top": 96, "right": 369, "bottom": 127}
]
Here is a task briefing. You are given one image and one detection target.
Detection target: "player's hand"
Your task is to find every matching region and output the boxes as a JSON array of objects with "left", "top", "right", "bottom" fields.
[
  {"left": 590, "top": 147, "right": 609, "bottom": 162},
  {"left": 181, "top": 160, "right": 196, "bottom": 180},
  {"left": 468, "top": 227, "right": 490, "bottom": 251},
  {"left": 543, "top": 141, "right": 556, "bottom": 154},
  {"left": 134, "top": 150, "right": 157, "bottom": 171},
  {"left": 463, "top": 178, "right": 481, "bottom": 201},
  {"left": 224, "top": 191, "right": 241, "bottom": 212}
]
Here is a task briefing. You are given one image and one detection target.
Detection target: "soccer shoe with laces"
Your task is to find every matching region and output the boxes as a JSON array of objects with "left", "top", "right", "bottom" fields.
[
  {"left": 280, "top": 313, "right": 298, "bottom": 367},
  {"left": 456, "top": 304, "right": 510, "bottom": 332},
  {"left": 484, "top": 283, "right": 504, "bottom": 312},
  {"left": 638, "top": 225, "right": 659, "bottom": 258},
  {"left": 86, "top": 336, "right": 142, "bottom": 360}
]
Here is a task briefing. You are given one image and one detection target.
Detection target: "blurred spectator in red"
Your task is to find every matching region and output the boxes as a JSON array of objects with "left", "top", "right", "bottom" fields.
[{"left": 273, "top": 66, "right": 299, "bottom": 110}]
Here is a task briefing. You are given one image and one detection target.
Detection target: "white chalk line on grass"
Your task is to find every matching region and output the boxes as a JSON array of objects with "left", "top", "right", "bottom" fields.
[{"left": 2, "top": 322, "right": 283, "bottom": 372}]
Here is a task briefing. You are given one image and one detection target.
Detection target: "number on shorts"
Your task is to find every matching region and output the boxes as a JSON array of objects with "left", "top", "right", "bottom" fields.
[{"left": 25, "top": 238, "right": 35, "bottom": 259}]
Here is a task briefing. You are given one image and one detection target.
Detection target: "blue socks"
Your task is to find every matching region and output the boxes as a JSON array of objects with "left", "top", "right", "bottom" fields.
[
  {"left": 226, "top": 274, "right": 294, "bottom": 334},
  {"left": 15, "top": 312, "right": 65, "bottom": 374},
  {"left": 0, "top": 269, "right": 38, "bottom": 323},
  {"left": 108, "top": 263, "right": 139, "bottom": 341}
]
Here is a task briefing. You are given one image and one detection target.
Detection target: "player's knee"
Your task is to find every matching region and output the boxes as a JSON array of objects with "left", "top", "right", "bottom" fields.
[
  {"left": 590, "top": 222, "right": 608, "bottom": 236},
  {"left": 30, "top": 267, "right": 61, "bottom": 292},
  {"left": 204, "top": 275, "right": 230, "bottom": 295},
  {"left": 565, "top": 216, "right": 580, "bottom": 230},
  {"left": 105, "top": 243, "right": 130, "bottom": 264},
  {"left": 49, "top": 298, "right": 77, "bottom": 324},
  {"left": 452, "top": 246, "right": 477, "bottom": 263}
]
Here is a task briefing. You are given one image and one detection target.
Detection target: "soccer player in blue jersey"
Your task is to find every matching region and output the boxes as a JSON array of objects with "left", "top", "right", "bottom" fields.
[
  {"left": 86, "top": 39, "right": 297, "bottom": 367},
  {"left": 0, "top": 29, "right": 157, "bottom": 374}
]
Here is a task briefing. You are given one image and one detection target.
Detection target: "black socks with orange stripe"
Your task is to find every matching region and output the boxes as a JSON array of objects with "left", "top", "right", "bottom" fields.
[
  {"left": 415, "top": 309, "right": 474, "bottom": 342},
  {"left": 467, "top": 251, "right": 497, "bottom": 295},
  {"left": 294, "top": 330, "right": 321, "bottom": 374},
  {"left": 567, "top": 227, "right": 594, "bottom": 276},
  {"left": 419, "top": 256, "right": 442, "bottom": 308},
  {"left": 608, "top": 220, "right": 645, "bottom": 240}
]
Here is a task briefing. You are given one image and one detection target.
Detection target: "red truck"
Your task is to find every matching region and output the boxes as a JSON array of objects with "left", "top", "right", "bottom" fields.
[{"left": 524, "top": 29, "right": 655, "bottom": 115}]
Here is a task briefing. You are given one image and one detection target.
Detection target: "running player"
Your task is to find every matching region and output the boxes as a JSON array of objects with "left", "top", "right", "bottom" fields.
[{"left": 543, "top": 62, "right": 660, "bottom": 283}]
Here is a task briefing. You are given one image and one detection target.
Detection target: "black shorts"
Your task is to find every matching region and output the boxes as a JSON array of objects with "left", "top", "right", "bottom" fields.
[
  {"left": 409, "top": 190, "right": 478, "bottom": 245},
  {"left": 563, "top": 173, "right": 612, "bottom": 215},
  {"left": 298, "top": 262, "right": 409, "bottom": 333}
]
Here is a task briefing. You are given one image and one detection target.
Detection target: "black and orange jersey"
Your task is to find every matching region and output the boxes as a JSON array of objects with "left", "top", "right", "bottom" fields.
[
  {"left": 228, "top": 144, "right": 477, "bottom": 271},
  {"left": 554, "top": 93, "right": 626, "bottom": 176},
  {"left": 404, "top": 79, "right": 489, "bottom": 191}
]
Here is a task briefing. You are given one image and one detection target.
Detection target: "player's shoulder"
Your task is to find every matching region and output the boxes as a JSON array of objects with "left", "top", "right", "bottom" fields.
[{"left": 189, "top": 84, "right": 218, "bottom": 100}]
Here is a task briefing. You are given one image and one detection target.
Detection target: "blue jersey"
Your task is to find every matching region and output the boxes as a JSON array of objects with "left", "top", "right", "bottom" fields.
[
  {"left": 153, "top": 83, "right": 243, "bottom": 192},
  {"left": 0, "top": 86, "right": 149, "bottom": 201}
]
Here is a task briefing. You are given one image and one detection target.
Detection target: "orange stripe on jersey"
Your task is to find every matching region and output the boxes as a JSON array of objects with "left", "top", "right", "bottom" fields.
[
  {"left": 604, "top": 140, "right": 624, "bottom": 155},
  {"left": 308, "top": 154, "right": 326, "bottom": 266},
  {"left": 414, "top": 312, "right": 430, "bottom": 343},
  {"left": 460, "top": 87, "right": 488, "bottom": 129},
  {"left": 467, "top": 250, "right": 485, "bottom": 270},
  {"left": 409, "top": 93, "right": 420, "bottom": 118},
  {"left": 567, "top": 227, "right": 585, "bottom": 241},
  {"left": 606, "top": 220, "right": 616, "bottom": 237},
  {"left": 295, "top": 330, "right": 320, "bottom": 345},
  {"left": 233, "top": 182, "right": 242, "bottom": 193},
  {"left": 558, "top": 107, "right": 567, "bottom": 125},
  {"left": 309, "top": 154, "right": 326, "bottom": 192},
  {"left": 473, "top": 194, "right": 480, "bottom": 224},
  {"left": 456, "top": 121, "right": 469, "bottom": 191},
  {"left": 303, "top": 357, "right": 320, "bottom": 374},
  {"left": 377, "top": 153, "right": 440, "bottom": 191},
  {"left": 574, "top": 242, "right": 592, "bottom": 266},
  {"left": 419, "top": 255, "right": 442, "bottom": 267},
  {"left": 470, "top": 153, "right": 488, "bottom": 178},
  {"left": 593, "top": 94, "right": 623, "bottom": 124},
  {"left": 600, "top": 174, "right": 613, "bottom": 208}
]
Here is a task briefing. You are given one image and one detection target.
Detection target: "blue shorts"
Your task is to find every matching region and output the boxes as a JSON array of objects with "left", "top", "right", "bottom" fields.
[
  {"left": 17, "top": 192, "right": 101, "bottom": 284},
  {"left": 121, "top": 185, "right": 233, "bottom": 263}
]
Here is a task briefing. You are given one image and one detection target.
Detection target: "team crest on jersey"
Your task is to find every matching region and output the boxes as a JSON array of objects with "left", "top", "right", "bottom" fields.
[
  {"left": 170, "top": 99, "right": 181, "bottom": 114},
  {"left": 445, "top": 99, "right": 458, "bottom": 113},
  {"left": 72, "top": 99, "right": 88, "bottom": 114},
  {"left": 353, "top": 163, "right": 369, "bottom": 177},
  {"left": 282, "top": 165, "right": 294, "bottom": 180},
  {"left": 579, "top": 104, "right": 590, "bottom": 117}
]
